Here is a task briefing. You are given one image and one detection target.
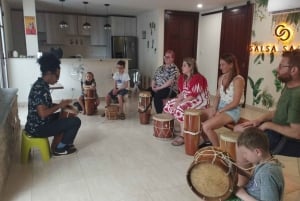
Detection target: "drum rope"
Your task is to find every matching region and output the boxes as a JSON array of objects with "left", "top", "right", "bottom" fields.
[
  {"left": 194, "top": 148, "right": 255, "bottom": 172},
  {"left": 138, "top": 96, "right": 152, "bottom": 113}
]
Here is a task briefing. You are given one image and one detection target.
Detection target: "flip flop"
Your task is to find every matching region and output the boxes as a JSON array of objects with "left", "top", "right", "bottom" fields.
[{"left": 171, "top": 136, "right": 184, "bottom": 146}]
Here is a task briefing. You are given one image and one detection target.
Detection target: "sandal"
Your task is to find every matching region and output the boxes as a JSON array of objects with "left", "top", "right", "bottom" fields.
[
  {"left": 198, "top": 141, "right": 212, "bottom": 149},
  {"left": 118, "top": 113, "right": 125, "bottom": 120},
  {"left": 171, "top": 136, "right": 184, "bottom": 146}
]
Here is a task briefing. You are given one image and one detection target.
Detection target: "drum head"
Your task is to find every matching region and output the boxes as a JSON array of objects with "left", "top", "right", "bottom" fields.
[
  {"left": 184, "top": 109, "right": 201, "bottom": 116},
  {"left": 153, "top": 113, "right": 174, "bottom": 121},
  {"left": 187, "top": 163, "right": 231, "bottom": 200},
  {"left": 139, "top": 91, "right": 151, "bottom": 97},
  {"left": 220, "top": 131, "right": 238, "bottom": 143}
]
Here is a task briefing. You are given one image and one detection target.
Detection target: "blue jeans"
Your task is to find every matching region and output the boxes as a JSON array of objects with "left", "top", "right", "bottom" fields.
[
  {"left": 265, "top": 129, "right": 300, "bottom": 157},
  {"left": 218, "top": 100, "right": 241, "bottom": 123},
  {"left": 32, "top": 113, "right": 81, "bottom": 145}
]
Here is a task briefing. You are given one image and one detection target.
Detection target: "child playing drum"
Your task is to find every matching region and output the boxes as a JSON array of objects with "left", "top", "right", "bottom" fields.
[
  {"left": 228, "top": 127, "right": 284, "bottom": 201},
  {"left": 78, "top": 72, "right": 100, "bottom": 114}
]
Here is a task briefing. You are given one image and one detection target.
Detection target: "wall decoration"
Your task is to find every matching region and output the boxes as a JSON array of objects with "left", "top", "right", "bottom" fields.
[
  {"left": 24, "top": 16, "right": 37, "bottom": 35},
  {"left": 149, "top": 22, "right": 155, "bottom": 35}
]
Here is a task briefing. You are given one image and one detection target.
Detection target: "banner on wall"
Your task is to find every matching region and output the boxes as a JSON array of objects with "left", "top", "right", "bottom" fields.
[{"left": 24, "top": 16, "right": 37, "bottom": 35}]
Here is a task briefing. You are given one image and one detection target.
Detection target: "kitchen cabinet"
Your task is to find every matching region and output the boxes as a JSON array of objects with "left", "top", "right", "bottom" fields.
[
  {"left": 45, "top": 13, "right": 65, "bottom": 44},
  {"left": 90, "top": 16, "right": 107, "bottom": 46},
  {"left": 36, "top": 12, "right": 46, "bottom": 32},
  {"left": 109, "top": 16, "right": 137, "bottom": 36},
  {"left": 77, "top": 15, "right": 91, "bottom": 36},
  {"left": 64, "top": 14, "right": 78, "bottom": 35},
  {"left": 10, "top": 10, "right": 26, "bottom": 56}
]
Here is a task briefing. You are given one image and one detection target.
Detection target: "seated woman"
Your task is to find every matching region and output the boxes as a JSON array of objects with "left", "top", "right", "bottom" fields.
[
  {"left": 163, "top": 57, "right": 210, "bottom": 146},
  {"left": 78, "top": 72, "right": 100, "bottom": 114},
  {"left": 201, "top": 53, "right": 245, "bottom": 147}
]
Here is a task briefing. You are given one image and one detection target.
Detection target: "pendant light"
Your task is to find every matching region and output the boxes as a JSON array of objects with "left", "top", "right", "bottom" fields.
[
  {"left": 59, "top": 0, "right": 68, "bottom": 29},
  {"left": 104, "top": 4, "right": 111, "bottom": 30},
  {"left": 82, "top": 1, "right": 91, "bottom": 30}
]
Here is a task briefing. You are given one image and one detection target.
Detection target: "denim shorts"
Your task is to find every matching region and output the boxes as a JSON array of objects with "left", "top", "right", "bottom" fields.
[
  {"left": 109, "top": 88, "right": 128, "bottom": 99},
  {"left": 218, "top": 100, "right": 240, "bottom": 123}
]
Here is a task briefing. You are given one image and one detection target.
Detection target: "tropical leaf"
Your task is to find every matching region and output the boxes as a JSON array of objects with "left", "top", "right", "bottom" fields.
[
  {"left": 272, "top": 69, "right": 283, "bottom": 92},
  {"left": 261, "top": 90, "right": 274, "bottom": 109},
  {"left": 270, "top": 52, "right": 274, "bottom": 63},
  {"left": 254, "top": 78, "right": 264, "bottom": 91},
  {"left": 248, "top": 77, "right": 255, "bottom": 89},
  {"left": 254, "top": 54, "right": 261, "bottom": 64},
  {"left": 261, "top": 52, "right": 265, "bottom": 61}
]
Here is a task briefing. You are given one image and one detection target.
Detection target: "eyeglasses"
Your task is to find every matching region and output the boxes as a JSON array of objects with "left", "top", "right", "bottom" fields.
[{"left": 278, "top": 64, "right": 291, "bottom": 69}]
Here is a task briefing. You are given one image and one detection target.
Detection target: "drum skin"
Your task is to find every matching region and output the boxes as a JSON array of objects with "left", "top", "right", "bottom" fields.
[
  {"left": 153, "top": 114, "right": 174, "bottom": 139},
  {"left": 187, "top": 146, "right": 238, "bottom": 201}
]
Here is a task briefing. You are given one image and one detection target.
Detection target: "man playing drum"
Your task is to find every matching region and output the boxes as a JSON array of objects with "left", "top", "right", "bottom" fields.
[{"left": 25, "top": 52, "right": 81, "bottom": 156}]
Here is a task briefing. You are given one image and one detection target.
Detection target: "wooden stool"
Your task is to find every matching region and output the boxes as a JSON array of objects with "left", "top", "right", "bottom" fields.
[{"left": 21, "top": 130, "right": 51, "bottom": 163}]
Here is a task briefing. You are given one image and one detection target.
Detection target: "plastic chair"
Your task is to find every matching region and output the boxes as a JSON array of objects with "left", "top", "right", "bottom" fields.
[{"left": 21, "top": 130, "right": 51, "bottom": 163}]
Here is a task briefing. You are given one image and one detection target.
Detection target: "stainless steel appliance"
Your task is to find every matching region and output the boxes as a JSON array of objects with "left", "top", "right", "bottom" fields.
[{"left": 111, "top": 36, "right": 137, "bottom": 70}]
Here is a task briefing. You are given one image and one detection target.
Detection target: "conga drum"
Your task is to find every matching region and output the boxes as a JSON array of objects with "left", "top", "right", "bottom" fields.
[
  {"left": 187, "top": 146, "right": 238, "bottom": 201},
  {"left": 84, "top": 87, "right": 96, "bottom": 98},
  {"left": 84, "top": 97, "right": 96, "bottom": 115},
  {"left": 51, "top": 106, "right": 79, "bottom": 152},
  {"left": 153, "top": 113, "right": 174, "bottom": 139},
  {"left": 220, "top": 131, "right": 239, "bottom": 161},
  {"left": 105, "top": 105, "right": 119, "bottom": 120},
  {"left": 138, "top": 91, "right": 152, "bottom": 124},
  {"left": 183, "top": 109, "right": 201, "bottom": 156}
]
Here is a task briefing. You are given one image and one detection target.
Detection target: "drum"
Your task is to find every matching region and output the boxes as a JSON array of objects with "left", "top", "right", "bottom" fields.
[
  {"left": 51, "top": 106, "right": 78, "bottom": 152},
  {"left": 84, "top": 97, "right": 96, "bottom": 115},
  {"left": 138, "top": 91, "right": 152, "bottom": 124},
  {"left": 105, "top": 105, "right": 119, "bottom": 120},
  {"left": 220, "top": 131, "right": 238, "bottom": 161},
  {"left": 153, "top": 113, "right": 174, "bottom": 139},
  {"left": 187, "top": 146, "right": 238, "bottom": 201},
  {"left": 84, "top": 87, "right": 96, "bottom": 98},
  {"left": 183, "top": 109, "right": 201, "bottom": 156}
]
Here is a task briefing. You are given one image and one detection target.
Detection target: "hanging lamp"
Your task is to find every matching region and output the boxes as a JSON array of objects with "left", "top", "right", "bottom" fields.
[
  {"left": 59, "top": 0, "right": 68, "bottom": 29},
  {"left": 82, "top": 1, "right": 91, "bottom": 30},
  {"left": 104, "top": 4, "right": 111, "bottom": 30}
]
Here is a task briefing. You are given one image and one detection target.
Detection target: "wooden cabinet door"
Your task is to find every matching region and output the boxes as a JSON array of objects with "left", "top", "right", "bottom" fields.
[
  {"left": 11, "top": 10, "right": 26, "bottom": 55},
  {"left": 65, "top": 14, "right": 78, "bottom": 35},
  {"left": 90, "top": 17, "right": 107, "bottom": 46},
  {"left": 36, "top": 12, "right": 46, "bottom": 32},
  {"left": 45, "top": 13, "right": 65, "bottom": 44},
  {"left": 110, "top": 16, "right": 125, "bottom": 36},
  {"left": 124, "top": 17, "right": 137, "bottom": 36}
]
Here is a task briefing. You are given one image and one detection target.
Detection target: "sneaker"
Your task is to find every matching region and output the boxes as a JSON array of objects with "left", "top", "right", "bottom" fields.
[{"left": 53, "top": 145, "right": 77, "bottom": 156}]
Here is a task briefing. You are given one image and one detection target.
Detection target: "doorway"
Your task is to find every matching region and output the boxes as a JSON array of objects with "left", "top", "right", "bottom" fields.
[
  {"left": 164, "top": 10, "right": 199, "bottom": 71},
  {"left": 219, "top": 4, "right": 254, "bottom": 106}
]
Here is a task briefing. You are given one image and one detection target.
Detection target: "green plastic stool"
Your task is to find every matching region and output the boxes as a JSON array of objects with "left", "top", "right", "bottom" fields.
[{"left": 21, "top": 130, "right": 51, "bottom": 163}]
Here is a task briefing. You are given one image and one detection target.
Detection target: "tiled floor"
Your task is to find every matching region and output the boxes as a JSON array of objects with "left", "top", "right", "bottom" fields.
[{"left": 2, "top": 93, "right": 300, "bottom": 201}]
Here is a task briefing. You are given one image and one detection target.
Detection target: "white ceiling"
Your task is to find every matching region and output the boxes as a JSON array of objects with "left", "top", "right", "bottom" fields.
[{"left": 8, "top": 0, "right": 250, "bottom": 16}]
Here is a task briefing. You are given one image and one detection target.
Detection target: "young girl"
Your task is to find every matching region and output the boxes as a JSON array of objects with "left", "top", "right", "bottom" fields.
[{"left": 78, "top": 72, "right": 100, "bottom": 114}]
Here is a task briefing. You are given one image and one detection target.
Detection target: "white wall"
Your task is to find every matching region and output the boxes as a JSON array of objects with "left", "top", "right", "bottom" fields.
[
  {"left": 137, "top": 9, "right": 164, "bottom": 81},
  {"left": 197, "top": 13, "right": 222, "bottom": 96}
]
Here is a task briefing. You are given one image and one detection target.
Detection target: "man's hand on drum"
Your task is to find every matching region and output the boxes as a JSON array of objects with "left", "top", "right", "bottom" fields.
[
  {"left": 59, "top": 99, "right": 72, "bottom": 109},
  {"left": 233, "top": 120, "right": 261, "bottom": 133}
]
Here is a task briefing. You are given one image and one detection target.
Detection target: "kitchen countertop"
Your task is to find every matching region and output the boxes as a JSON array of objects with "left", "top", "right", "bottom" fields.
[{"left": 0, "top": 88, "right": 18, "bottom": 127}]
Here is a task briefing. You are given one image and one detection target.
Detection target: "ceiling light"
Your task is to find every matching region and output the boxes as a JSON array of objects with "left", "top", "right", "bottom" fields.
[
  {"left": 197, "top": 4, "right": 203, "bottom": 8},
  {"left": 82, "top": 1, "right": 91, "bottom": 30},
  {"left": 59, "top": 0, "right": 68, "bottom": 29},
  {"left": 104, "top": 3, "right": 111, "bottom": 30}
]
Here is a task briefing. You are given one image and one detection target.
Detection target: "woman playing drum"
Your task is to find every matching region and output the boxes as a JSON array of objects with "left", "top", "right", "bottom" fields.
[{"left": 163, "top": 57, "right": 210, "bottom": 146}]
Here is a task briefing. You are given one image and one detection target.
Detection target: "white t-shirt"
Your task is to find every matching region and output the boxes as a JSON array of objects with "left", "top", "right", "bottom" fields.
[{"left": 113, "top": 72, "right": 130, "bottom": 88}]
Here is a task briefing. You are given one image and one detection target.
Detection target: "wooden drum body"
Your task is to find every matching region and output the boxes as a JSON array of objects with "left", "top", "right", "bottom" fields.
[
  {"left": 84, "top": 97, "right": 96, "bottom": 115},
  {"left": 220, "top": 131, "right": 238, "bottom": 161},
  {"left": 138, "top": 91, "right": 152, "bottom": 124},
  {"left": 105, "top": 105, "right": 119, "bottom": 120},
  {"left": 153, "top": 113, "right": 174, "bottom": 139},
  {"left": 187, "top": 146, "right": 238, "bottom": 201},
  {"left": 84, "top": 87, "right": 96, "bottom": 98},
  {"left": 184, "top": 109, "right": 201, "bottom": 156},
  {"left": 51, "top": 106, "right": 78, "bottom": 151}
]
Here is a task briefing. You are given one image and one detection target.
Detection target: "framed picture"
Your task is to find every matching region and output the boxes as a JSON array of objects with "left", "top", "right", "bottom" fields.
[{"left": 24, "top": 16, "right": 37, "bottom": 35}]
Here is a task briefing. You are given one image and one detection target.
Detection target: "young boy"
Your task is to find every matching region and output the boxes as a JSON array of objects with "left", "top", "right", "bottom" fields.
[
  {"left": 102, "top": 60, "right": 130, "bottom": 120},
  {"left": 230, "top": 127, "right": 285, "bottom": 201}
]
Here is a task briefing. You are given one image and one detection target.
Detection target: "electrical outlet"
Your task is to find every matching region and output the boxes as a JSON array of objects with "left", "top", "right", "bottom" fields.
[{"left": 71, "top": 88, "right": 75, "bottom": 91}]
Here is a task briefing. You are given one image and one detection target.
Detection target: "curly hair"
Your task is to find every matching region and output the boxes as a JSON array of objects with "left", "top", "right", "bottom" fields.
[{"left": 37, "top": 52, "right": 61, "bottom": 76}]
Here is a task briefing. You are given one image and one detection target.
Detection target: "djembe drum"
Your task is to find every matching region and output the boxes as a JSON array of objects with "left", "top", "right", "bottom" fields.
[
  {"left": 138, "top": 91, "right": 152, "bottom": 124},
  {"left": 153, "top": 113, "right": 174, "bottom": 139},
  {"left": 84, "top": 87, "right": 96, "bottom": 115},
  {"left": 105, "top": 105, "right": 119, "bottom": 120},
  {"left": 51, "top": 105, "right": 79, "bottom": 152},
  {"left": 220, "top": 131, "right": 239, "bottom": 161},
  {"left": 187, "top": 146, "right": 238, "bottom": 201},
  {"left": 183, "top": 109, "right": 201, "bottom": 156}
]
